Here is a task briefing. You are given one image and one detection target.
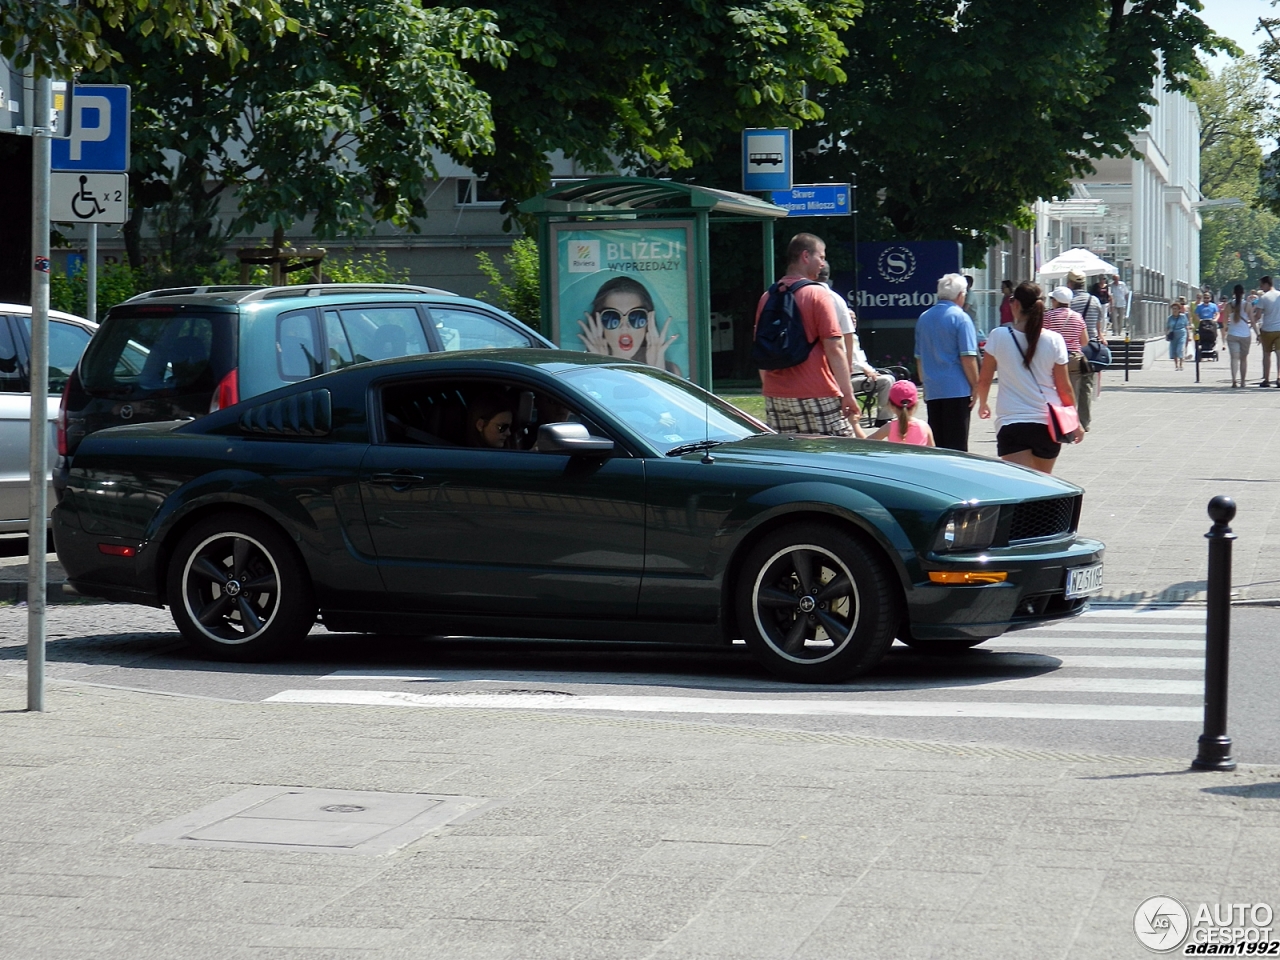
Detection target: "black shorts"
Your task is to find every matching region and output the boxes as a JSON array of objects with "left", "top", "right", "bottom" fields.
[{"left": 997, "top": 421, "right": 1061, "bottom": 460}]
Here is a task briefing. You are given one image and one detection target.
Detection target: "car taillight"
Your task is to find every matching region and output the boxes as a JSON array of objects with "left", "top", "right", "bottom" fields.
[
  {"left": 210, "top": 368, "right": 239, "bottom": 412},
  {"left": 56, "top": 378, "right": 72, "bottom": 457}
]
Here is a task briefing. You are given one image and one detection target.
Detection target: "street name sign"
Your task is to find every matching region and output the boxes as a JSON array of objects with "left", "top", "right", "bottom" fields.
[
  {"left": 770, "top": 184, "right": 851, "bottom": 217},
  {"left": 50, "top": 172, "right": 129, "bottom": 224},
  {"left": 50, "top": 84, "right": 130, "bottom": 172},
  {"left": 742, "top": 128, "right": 792, "bottom": 191}
]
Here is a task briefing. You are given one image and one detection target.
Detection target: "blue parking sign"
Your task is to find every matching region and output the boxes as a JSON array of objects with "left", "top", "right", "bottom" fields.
[{"left": 51, "top": 85, "right": 130, "bottom": 173}]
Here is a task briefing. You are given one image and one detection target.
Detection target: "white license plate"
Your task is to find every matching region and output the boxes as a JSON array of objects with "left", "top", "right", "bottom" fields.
[{"left": 1065, "top": 562, "right": 1104, "bottom": 599}]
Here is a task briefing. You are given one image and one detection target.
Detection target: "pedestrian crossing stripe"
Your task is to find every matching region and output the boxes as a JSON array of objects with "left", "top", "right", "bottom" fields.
[
  {"left": 263, "top": 689, "right": 1200, "bottom": 722},
  {"left": 1035, "top": 622, "right": 1203, "bottom": 633}
]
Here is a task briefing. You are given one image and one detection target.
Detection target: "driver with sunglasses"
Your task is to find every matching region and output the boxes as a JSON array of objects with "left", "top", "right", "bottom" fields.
[{"left": 464, "top": 391, "right": 515, "bottom": 449}]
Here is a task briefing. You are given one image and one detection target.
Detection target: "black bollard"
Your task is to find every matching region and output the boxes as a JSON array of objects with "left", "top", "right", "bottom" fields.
[
  {"left": 1194, "top": 328, "right": 1201, "bottom": 384},
  {"left": 1193, "top": 496, "right": 1236, "bottom": 771},
  {"left": 1124, "top": 330, "right": 1130, "bottom": 383}
]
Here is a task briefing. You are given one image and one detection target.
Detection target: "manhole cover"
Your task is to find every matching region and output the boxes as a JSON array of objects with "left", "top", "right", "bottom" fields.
[{"left": 134, "top": 787, "right": 493, "bottom": 856}]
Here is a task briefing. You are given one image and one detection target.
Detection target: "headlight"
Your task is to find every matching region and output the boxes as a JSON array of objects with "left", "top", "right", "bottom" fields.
[{"left": 933, "top": 505, "right": 1000, "bottom": 552}]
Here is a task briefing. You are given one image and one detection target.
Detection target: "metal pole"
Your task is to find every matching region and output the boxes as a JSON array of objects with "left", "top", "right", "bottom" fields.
[
  {"left": 28, "top": 75, "right": 52, "bottom": 713},
  {"left": 86, "top": 223, "right": 98, "bottom": 323},
  {"left": 1124, "top": 330, "right": 1130, "bottom": 383},
  {"left": 850, "top": 176, "right": 859, "bottom": 312},
  {"left": 1193, "top": 495, "right": 1236, "bottom": 771}
]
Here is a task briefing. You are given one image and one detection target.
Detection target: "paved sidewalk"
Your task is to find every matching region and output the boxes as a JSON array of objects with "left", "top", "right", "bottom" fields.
[
  {"left": 3, "top": 675, "right": 1278, "bottom": 960},
  {"left": 970, "top": 356, "right": 1280, "bottom": 603}
]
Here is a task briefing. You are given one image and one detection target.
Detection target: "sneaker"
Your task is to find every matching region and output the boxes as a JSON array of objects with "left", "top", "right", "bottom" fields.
[{"left": 1261, "top": 381, "right": 1271, "bottom": 388}]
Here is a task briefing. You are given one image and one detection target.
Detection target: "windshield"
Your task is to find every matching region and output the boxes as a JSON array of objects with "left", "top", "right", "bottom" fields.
[{"left": 558, "top": 364, "right": 769, "bottom": 451}]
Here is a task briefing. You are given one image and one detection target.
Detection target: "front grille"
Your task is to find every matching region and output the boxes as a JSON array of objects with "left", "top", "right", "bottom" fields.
[{"left": 1008, "top": 496, "right": 1077, "bottom": 542}]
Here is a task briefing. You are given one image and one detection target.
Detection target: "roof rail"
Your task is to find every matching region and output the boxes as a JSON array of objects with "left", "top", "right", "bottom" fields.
[
  {"left": 240, "top": 283, "right": 459, "bottom": 301},
  {"left": 123, "top": 284, "right": 267, "bottom": 302}
]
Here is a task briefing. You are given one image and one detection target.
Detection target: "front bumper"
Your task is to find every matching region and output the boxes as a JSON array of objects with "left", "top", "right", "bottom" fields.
[{"left": 906, "top": 536, "right": 1105, "bottom": 640}]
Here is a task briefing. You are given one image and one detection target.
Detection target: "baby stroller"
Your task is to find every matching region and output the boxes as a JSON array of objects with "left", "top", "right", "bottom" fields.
[{"left": 1197, "top": 318, "right": 1219, "bottom": 361}]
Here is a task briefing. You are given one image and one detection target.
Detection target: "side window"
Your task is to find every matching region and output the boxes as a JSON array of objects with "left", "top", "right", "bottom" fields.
[
  {"left": 429, "top": 307, "right": 532, "bottom": 352},
  {"left": 379, "top": 378, "right": 594, "bottom": 451},
  {"left": 336, "top": 306, "right": 429, "bottom": 363},
  {"left": 322, "top": 310, "right": 355, "bottom": 371},
  {"left": 0, "top": 318, "right": 24, "bottom": 393},
  {"left": 277, "top": 309, "right": 322, "bottom": 381},
  {"left": 46, "top": 321, "right": 92, "bottom": 394}
]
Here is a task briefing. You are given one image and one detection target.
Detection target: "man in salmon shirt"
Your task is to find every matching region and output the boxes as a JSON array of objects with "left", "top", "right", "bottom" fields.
[{"left": 755, "top": 233, "right": 858, "bottom": 435}]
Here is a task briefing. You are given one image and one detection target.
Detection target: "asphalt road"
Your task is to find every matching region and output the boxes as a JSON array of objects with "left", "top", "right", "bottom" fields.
[{"left": 3, "top": 599, "right": 1278, "bottom": 766}]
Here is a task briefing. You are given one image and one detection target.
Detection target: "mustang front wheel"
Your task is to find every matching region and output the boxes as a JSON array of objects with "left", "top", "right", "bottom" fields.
[
  {"left": 167, "top": 513, "right": 315, "bottom": 661},
  {"left": 736, "top": 524, "right": 897, "bottom": 682}
]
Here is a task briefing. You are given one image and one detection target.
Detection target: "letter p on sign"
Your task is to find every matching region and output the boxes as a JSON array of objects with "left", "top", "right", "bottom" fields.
[{"left": 70, "top": 96, "right": 111, "bottom": 161}]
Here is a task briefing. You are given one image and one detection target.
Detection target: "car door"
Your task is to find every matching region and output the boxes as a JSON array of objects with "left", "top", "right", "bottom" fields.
[
  {"left": 0, "top": 316, "right": 30, "bottom": 526},
  {"left": 358, "top": 375, "right": 646, "bottom": 618},
  {"left": 0, "top": 316, "right": 93, "bottom": 528}
]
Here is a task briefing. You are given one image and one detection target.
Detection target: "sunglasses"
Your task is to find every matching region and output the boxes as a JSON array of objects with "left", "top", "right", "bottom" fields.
[{"left": 599, "top": 308, "right": 648, "bottom": 330}]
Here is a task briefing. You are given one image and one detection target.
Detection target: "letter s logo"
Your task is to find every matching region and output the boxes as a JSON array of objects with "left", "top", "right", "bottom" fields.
[{"left": 876, "top": 246, "right": 917, "bottom": 285}]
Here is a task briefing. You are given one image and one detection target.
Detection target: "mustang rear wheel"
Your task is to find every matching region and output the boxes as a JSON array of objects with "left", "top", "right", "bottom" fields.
[
  {"left": 736, "top": 523, "right": 898, "bottom": 683},
  {"left": 167, "top": 513, "right": 315, "bottom": 661}
]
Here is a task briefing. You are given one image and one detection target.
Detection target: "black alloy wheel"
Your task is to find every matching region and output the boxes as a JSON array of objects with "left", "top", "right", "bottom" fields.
[
  {"left": 736, "top": 523, "right": 897, "bottom": 682},
  {"left": 167, "top": 513, "right": 315, "bottom": 661}
]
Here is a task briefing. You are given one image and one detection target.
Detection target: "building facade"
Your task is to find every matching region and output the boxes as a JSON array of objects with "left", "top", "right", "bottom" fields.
[{"left": 967, "top": 82, "right": 1201, "bottom": 341}]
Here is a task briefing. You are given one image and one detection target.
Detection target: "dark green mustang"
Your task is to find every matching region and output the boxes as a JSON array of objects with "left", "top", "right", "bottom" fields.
[{"left": 53, "top": 350, "right": 1104, "bottom": 682}]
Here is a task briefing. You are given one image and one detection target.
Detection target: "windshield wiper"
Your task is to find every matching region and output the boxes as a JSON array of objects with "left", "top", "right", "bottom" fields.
[{"left": 666, "top": 439, "right": 726, "bottom": 457}]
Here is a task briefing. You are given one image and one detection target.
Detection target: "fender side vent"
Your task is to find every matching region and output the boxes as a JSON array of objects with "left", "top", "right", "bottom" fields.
[{"left": 239, "top": 389, "right": 332, "bottom": 437}]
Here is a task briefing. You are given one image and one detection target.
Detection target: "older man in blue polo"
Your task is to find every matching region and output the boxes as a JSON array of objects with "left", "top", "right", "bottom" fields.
[{"left": 913, "top": 273, "right": 980, "bottom": 452}]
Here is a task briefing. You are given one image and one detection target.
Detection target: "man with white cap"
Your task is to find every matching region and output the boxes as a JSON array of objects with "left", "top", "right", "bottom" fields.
[{"left": 1066, "top": 268, "right": 1106, "bottom": 431}]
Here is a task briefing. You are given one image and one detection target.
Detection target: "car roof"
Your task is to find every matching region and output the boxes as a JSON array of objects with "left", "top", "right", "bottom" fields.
[
  {"left": 304, "top": 347, "right": 621, "bottom": 382},
  {"left": 0, "top": 303, "right": 96, "bottom": 328},
  {"left": 121, "top": 283, "right": 460, "bottom": 305}
]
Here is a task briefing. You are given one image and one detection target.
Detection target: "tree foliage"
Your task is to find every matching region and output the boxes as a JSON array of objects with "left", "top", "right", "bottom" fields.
[
  {"left": 450, "top": 0, "right": 860, "bottom": 212},
  {"left": 1194, "top": 58, "right": 1280, "bottom": 290},
  {"left": 83, "top": 1, "right": 510, "bottom": 269},
  {"left": 475, "top": 237, "right": 540, "bottom": 330},
  {"left": 0, "top": 0, "right": 294, "bottom": 74},
  {"left": 781, "top": 0, "right": 1233, "bottom": 262}
]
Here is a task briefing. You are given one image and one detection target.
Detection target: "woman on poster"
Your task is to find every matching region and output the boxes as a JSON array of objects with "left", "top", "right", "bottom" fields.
[{"left": 577, "top": 276, "right": 684, "bottom": 376}]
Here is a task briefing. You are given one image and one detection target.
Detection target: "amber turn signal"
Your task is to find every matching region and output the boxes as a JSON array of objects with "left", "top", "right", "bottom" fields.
[{"left": 928, "top": 570, "right": 1007, "bottom": 585}]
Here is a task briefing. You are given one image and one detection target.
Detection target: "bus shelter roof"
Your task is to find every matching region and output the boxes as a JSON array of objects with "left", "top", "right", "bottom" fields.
[{"left": 518, "top": 177, "right": 789, "bottom": 220}]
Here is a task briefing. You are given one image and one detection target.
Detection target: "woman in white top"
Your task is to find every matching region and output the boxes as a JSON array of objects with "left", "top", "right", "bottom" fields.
[
  {"left": 1224, "top": 284, "right": 1257, "bottom": 388},
  {"left": 976, "top": 281, "right": 1083, "bottom": 474}
]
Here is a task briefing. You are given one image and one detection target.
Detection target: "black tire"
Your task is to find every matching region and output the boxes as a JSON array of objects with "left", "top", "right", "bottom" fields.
[
  {"left": 166, "top": 512, "right": 316, "bottom": 661},
  {"left": 735, "top": 523, "right": 898, "bottom": 683}
]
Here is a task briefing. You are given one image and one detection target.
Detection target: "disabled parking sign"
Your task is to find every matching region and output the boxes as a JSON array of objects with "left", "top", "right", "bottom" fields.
[{"left": 50, "top": 172, "right": 129, "bottom": 224}]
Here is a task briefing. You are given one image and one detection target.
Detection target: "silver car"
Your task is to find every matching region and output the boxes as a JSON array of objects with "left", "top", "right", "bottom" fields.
[{"left": 0, "top": 304, "right": 96, "bottom": 533}]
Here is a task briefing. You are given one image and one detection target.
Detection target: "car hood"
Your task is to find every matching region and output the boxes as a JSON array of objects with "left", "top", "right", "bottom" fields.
[{"left": 703, "top": 435, "right": 1081, "bottom": 503}]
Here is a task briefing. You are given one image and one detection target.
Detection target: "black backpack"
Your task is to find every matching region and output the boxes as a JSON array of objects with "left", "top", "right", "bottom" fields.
[{"left": 750, "top": 279, "right": 819, "bottom": 370}]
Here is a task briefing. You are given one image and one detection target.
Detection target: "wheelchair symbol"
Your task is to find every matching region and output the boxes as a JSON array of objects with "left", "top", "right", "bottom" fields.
[{"left": 70, "top": 176, "right": 106, "bottom": 219}]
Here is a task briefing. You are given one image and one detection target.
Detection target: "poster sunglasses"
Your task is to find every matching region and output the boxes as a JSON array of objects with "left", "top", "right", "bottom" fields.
[{"left": 599, "top": 309, "right": 649, "bottom": 330}]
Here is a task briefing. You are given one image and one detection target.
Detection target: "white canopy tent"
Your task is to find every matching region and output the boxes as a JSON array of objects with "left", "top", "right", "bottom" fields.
[{"left": 1036, "top": 248, "right": 1120, "bottom": 280}]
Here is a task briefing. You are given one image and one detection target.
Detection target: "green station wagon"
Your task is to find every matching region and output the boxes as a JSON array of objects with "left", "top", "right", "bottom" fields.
[{"left": 54, "top": 283, "right": 552, "bottom": 467}]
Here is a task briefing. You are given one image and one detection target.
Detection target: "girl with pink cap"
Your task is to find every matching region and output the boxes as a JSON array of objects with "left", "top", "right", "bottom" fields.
[{"left": 853, "top": 380, "right": 935, "bottom": 446}]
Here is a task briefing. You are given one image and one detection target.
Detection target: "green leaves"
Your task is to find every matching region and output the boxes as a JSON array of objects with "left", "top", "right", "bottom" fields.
[{"left": 1, "top": 0, "right": 295, "bottom": 74}]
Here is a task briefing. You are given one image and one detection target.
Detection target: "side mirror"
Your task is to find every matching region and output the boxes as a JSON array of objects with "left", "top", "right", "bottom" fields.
[{"left": 537, "top": 422, "right": 614, "bottom": 455}]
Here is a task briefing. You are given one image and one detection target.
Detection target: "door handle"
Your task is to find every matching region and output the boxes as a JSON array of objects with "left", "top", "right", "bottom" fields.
[{"left": 371, "top": 471, "right": 426, "bottom": 486}]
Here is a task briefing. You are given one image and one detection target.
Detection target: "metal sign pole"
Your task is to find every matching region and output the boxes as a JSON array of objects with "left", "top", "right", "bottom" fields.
[
  {"left": 28, "top": 75, "right": 52, "bottom": 713},
  {"left": 86, "top": 223, "right": 97, "bottom": 323}
]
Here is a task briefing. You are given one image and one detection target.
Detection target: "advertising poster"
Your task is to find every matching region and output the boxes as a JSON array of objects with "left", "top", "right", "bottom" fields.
[{"left": 550, "top": 221, "right": 695, "bottom": 379}]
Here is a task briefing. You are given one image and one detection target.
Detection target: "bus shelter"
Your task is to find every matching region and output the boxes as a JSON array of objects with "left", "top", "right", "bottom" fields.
[{"left": 519, "top": 177, "right": 788, "bottom": 388}]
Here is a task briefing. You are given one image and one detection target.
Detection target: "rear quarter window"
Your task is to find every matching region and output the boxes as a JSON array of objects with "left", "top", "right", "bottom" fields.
[{"left": 81, "top": 312, "right": 230, "bottom": 398}]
